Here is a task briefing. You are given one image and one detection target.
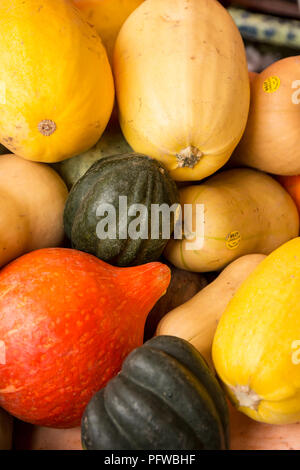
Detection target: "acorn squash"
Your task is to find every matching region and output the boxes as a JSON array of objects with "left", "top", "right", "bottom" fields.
[
  {"left": 54, "top": 123, "right": 131, "bottom": 189},
  {"left": 114, "top": 0, "right": 250, "bottom": 181},
  {"left": 164, "top": 168, "right": 299, "bottom": 272},
  {"left": 82, "top": 336, "right": 230, "bottom": 450},
  {"left": 64, "top": 154, "right": 180, "bottom": 266},
  {"left": 0, "top": 0, "right": 114, "bottom": 163},
  {"left": 213, "top": 238, "right": 300, "bottom": 425}
]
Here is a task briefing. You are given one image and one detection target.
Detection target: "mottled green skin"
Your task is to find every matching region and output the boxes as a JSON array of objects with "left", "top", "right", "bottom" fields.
[
  {"left": 64, "top": 154, "right": 179, "bottom": 267},
  {"left": 81, "top": 336, "right": 230, "bottom": 450},
  {"left": 54, "top": 125, "right": 132, "bottom": 189}
]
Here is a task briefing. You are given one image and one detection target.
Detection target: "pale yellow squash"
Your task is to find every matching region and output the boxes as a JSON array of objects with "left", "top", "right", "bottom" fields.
[
  {"left": 114, "top": 0, "right": 250, "bottom": 181},
  {"left": 164, "top": 169, "right": 299, "bottom": 272},
  {"left": 0, "top": 0, "right": 114, "bottom": 163},
  {"left": 157, "top": 254, "right": 266, "bottom": 367},
  {"left": 213, "top": 238, "right": 300, "bottom": 425},
  {"left": 0, "top": 154, "right": 68, "bottom": 267},
  {"left": 73, "top": 0, "right": 144, "bottom": 63}
]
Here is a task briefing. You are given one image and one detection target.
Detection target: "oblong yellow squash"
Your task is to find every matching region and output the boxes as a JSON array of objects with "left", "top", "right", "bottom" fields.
[
  {"left": 157, "top": 254, "right": 266, "bottom": 367},
  {"left": 164, "top": 169, "right": 299, "bottom": 272},
  {"left": 213, "top": 238, "right": 300, "bottom": 425},
  {"left": 0, "top": 0, "right": 114, "bottom": 163},
  {"left": 73, "top": 0, "right": 144, "bottom": 63},
  {"left": 0, "top": 154, "right": 68, "bottom": 267},
  {"left": 114, "top": 0, "right": 250, "bottom": 181}
]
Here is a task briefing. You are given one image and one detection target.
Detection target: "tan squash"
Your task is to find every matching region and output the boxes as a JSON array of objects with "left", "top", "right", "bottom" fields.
[
  {"left": 164, "top": 168, "right": 299, "bottom": 272},
  {"left": 156, "top": 254, "right": 265, "bottom": 367},
  {"left": 232, "top": 56, "right": 300, "bottom": 175},
  {"left": 0, "top": 0, "right": 114, "bottom": 163},
  {"left": 114, "top": 0, "right": 250, "bottom": 181},
  {"left": 0, "top": 154, "right": 68, "bottom": 267}
]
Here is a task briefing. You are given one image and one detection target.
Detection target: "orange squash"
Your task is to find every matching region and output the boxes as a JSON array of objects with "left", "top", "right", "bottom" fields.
[
  {"left": 0, "top": 248, "right": 170, "bottom": 428},
  {"left": 232, "top": 56, "right": 300, "bottom": 175}
]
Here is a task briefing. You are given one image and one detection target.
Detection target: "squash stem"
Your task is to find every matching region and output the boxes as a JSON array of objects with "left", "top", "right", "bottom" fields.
[{"left": 176, "top": 146, "right": 203, "bottom": 168}]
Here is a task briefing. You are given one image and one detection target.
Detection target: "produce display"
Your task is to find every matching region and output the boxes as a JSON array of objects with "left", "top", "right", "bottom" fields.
[
  {"left": 0, "top": 0, "right": 299, "bottom": 453},
  {"left": 64, "top": 154, "right": 179, "bottom": 266},
  {"left": 82, "top": 336, "right": 229, "bottom": 450},
  {"left": 164, "top": 168, "right": 299, "bottom": 272}
]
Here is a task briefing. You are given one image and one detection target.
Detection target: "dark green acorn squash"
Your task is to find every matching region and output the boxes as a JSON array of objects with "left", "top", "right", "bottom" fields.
[
  {"left": 64, "top": 154, "right": 180, "bottom": 267},
  {"left": 53, "top": 123, "right": 131, "bottom": 189},
  {"left": 81, "top": 336, "right": 230, "bottom": 450}
]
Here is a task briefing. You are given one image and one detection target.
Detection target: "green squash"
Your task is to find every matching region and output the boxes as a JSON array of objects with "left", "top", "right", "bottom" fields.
[
  {"left": 54, "top": 124, "right": 132, "bottom": 189},
  {"left": 64, "top": 154, "right": 180, "bottom": 267},
  {"left": 81, "top": 336, "right": 230, "bottom": 450}
]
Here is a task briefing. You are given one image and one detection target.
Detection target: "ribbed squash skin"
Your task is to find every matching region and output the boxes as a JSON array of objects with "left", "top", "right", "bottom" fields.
[
  {"left": 82, "top": 336, "right": 229, "bottom": 450},
  {"left": 114, "top": 0, "right": 250, "bottom": 181},
  {"left": 213, "top": 238, "right": 300, "bottom": 425},
  {"left": 0, "top": 0, "right": 114, "bottom": 163},
  {"left": 73, "top": 0, "right": 144, "bottom": 62},
  {"left": 64, "top": 154, "right": 179, "bottom": 267},
  {"left": 54, "top": 123, "right": 131, "bottom": 189}
]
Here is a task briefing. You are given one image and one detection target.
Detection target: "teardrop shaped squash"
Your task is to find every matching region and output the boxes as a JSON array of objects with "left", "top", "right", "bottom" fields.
[{"left": 114, "top": 0, "right": 250, "bottom": 181}]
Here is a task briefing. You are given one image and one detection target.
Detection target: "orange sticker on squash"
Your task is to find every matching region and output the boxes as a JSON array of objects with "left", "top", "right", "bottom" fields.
[
  {"left": 226, "top": 231, "right": 241, "bottom": 250},
  {"left": 263, "top": 76, "right": 281, "bottom": 94}
]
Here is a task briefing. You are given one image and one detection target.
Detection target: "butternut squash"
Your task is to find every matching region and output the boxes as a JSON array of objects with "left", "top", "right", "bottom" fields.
[
  {"left": 73, "top": 0, "right": 144, "bottom": 63},
  {"left": 213, "top": 237, "right": 300, "bottom": 425},
  {"left": 232, "top": 56, "right": 300, "bottom": 175},
  {"left": 113, "top": 0, "right": 250, "bottom": 181},
  {"left": 164, "top": 168, "right": 299, "bottom": 272},
  {"left": 156, "top": 254, "right": 265, "bottom": 367},
  {"left": 0, "top": 0, "right": 114, "bottom": 163},
  {"left": 0, "top": 154, "right": 67, "bottom": 267}
]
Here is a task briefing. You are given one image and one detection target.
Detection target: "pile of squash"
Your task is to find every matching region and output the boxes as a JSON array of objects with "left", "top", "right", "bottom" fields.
[{"left": 0, "top": 0, "right": 300, "bottom": 451}]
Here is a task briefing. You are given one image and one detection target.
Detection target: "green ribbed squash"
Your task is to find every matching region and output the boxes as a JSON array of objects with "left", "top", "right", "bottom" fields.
[
  {"left": 64, "top": 154, "right": 179, "bottom": 266},
  {"left": 53, "top": 124, "right": 131, "bottom": 189},
  {"left": 81, "top": 336, "right": 230, "bottom": 450}
]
